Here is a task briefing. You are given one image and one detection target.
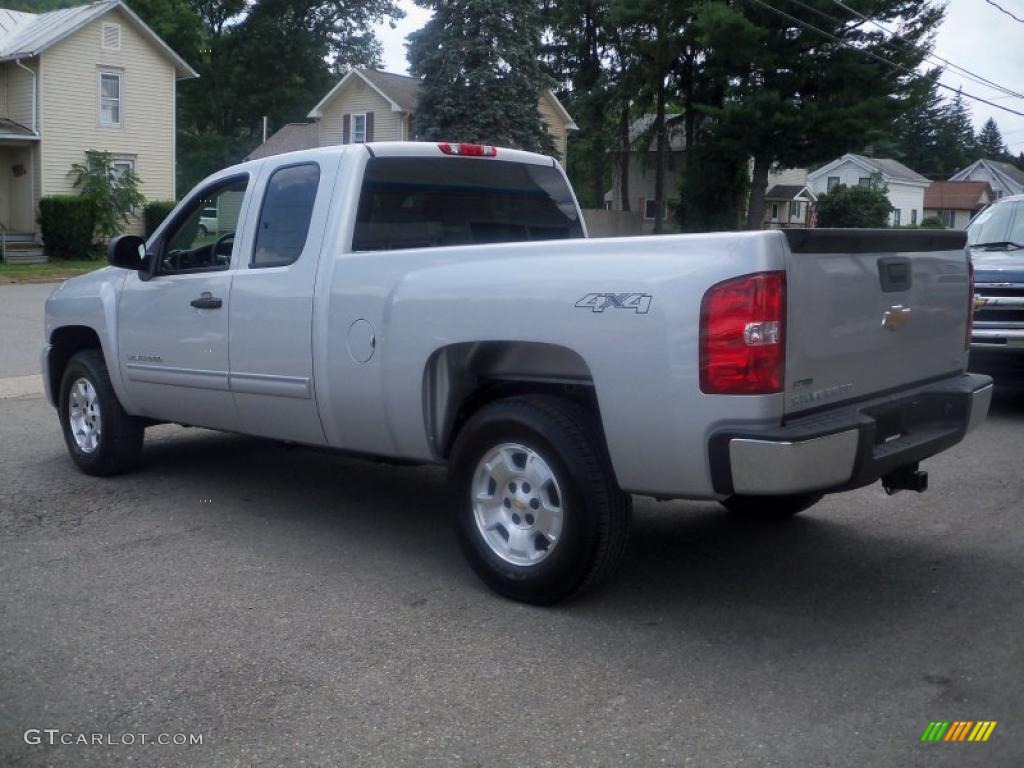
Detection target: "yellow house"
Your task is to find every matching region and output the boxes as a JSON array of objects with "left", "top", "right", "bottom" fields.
[
  {"left": 0, "top": 0, "right": 197, "bottom": 254},
  {"left": 248, "top": 68, "right": 577, "bottom": 162}
]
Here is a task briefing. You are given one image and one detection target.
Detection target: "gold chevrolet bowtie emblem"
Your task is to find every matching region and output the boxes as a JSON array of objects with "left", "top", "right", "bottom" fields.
[{"left": 882, "top": 305, "right": 911, "bottom": 331}]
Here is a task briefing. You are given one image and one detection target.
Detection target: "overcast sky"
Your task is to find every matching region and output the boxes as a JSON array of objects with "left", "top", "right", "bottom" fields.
[{"left": 373, "top": 0, "right": 1024, "bottom": 154}]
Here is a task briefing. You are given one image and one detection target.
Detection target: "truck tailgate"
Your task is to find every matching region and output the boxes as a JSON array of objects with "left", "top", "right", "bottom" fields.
[{"left": 782, "top": 229, "right": 970, "bottom": 416}]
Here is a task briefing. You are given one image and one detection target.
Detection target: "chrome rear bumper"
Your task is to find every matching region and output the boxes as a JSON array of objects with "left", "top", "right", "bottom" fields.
[{"left": 709, "top": 373, "right": 993, "bottom": 497}]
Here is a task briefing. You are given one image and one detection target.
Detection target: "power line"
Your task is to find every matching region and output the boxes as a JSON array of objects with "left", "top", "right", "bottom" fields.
[
  {"left": 827, "top": 0, "right": 1024, "bottom": 102},
  {"left": 984, "top": 0, "right": 1024, "bottom": 24},
  {"left": 742, "top": 0, "right": 1024, "bottom": 118}
]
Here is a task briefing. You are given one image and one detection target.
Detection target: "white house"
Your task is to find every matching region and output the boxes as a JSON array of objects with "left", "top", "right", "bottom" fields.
[
  {"left": 807, "top": 154, "right": 931, "bottom": 227},
  {"left": 949, "top": 159, "right": 1024, "bottom": 200}
]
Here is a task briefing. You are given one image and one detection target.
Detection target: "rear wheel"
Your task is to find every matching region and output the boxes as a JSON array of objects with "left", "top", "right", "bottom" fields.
[
  {"left": 722, "top": 493, "right": 823, "bottom": 520},
  {"left": 59, "top": 349, "right": 145, "bottom": 476},
  {"left": 449, "top": 395, "right": 631, "bottom": 604}
]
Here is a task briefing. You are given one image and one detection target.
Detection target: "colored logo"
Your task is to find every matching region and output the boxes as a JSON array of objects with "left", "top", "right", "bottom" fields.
[
  {"left": 921, "top": 721, "right": 997, "bottom": 742},
  {"left": 881, "top": 304, "right": 911, "bottom": 331}
]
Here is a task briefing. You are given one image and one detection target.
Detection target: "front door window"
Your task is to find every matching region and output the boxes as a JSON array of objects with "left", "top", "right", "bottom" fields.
[{"left": 159, "top": 177, "right": 248, "bottom": 273}]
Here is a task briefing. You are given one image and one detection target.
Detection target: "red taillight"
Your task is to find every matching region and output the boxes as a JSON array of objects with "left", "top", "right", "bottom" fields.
[
  {"left": 700, "top": 271, "right": 786, "bottom": 395},
  {"left": 966, "top": 259, "right": 975, "bottom": 350},
  {"left": 438, "top": 142, "right": 498, "bottom": 157}
]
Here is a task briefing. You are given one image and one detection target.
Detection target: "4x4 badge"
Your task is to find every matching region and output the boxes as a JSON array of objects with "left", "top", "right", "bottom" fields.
[{"left": 575, "top": 292, "right": 652, "bottom": 314}]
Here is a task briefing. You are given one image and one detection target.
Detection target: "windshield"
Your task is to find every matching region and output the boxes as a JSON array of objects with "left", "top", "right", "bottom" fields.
[{"left": 967, "top": 199, "right": 1024, "bottom": 247}]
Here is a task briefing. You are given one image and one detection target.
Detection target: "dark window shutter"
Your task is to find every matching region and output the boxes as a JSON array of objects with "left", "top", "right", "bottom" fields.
[
  {"left": 365, "top": 112, "right": 374, "bottom": 142},
  {"left": 342, "top": 113, "right": 351, "bottom": 144}
]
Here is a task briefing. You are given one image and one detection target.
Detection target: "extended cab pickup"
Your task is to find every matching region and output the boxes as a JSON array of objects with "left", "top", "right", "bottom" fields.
[{"left": 43, "top": 142, "right": 992, "bottom": 603}]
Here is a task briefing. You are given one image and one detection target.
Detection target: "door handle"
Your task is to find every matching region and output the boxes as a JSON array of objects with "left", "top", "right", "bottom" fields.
[{"left": 190, "top": 292, "right": 222, "bottom": 309}]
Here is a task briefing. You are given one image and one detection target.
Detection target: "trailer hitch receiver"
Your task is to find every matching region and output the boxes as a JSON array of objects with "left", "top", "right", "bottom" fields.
[{"left": 882, "top": 463, "right": 929, "bottom": 495}]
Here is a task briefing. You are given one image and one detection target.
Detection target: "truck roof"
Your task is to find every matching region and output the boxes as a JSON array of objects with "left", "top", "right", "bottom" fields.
[{"left": 220, "top": 141, "right": 558, "bottom": 181}]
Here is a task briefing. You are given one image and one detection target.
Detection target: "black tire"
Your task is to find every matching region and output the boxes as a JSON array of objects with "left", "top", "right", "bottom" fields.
[
  {"left": 448, "top": 395, "right": 631, "bottom": 605},
  {"left": 58, "top": 349, "right": 145, "bottom": 476},
  {"left": 722, "top": 492, "right": 823, "bottom": 520},
  {"left": 198, "top": 224, "right": 208, "bottom": 236}
]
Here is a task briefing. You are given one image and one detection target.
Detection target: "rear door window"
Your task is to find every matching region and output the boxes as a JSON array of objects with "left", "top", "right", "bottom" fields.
[
  {"left": 252, "top": 163, "right": 320, "bottom": 267},
  {"left": 353, "top": 157, "right": 583, "bottom": 251}
]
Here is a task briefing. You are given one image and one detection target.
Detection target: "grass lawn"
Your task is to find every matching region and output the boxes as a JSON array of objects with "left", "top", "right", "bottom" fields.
[{"left": 0, "top": 258, "right": 104, "bottom": 284}]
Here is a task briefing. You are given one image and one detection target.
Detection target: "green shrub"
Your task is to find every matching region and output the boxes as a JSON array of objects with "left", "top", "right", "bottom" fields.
[
  {"left": 144, "top": 200, "right": 177, "bottom": 238},
  {"left": 815, "top": 180, "right": 893, "bottom": 228},
  {"left": 919, "top": 215, "right": 945, "bottom": 229},
  {"left": 38, "top": 196, "right": 97, "bottom": 260},
  {"left": 69, "top": 150, "right": 146, "bottom": 242}
]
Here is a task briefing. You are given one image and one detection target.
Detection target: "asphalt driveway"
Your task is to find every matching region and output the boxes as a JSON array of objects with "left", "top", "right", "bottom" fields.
[{"left": 1, "top": 282, "right": 1021, "bottom": 767}]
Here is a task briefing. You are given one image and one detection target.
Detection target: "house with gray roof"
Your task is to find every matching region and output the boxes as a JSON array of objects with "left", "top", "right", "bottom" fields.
[
  {"left": 0, "top": 1, "right": 196, "bottom": 257},
  {"left": 949, "top": 158, "right": 1024, "bottom": 200},
  {"left": 247, "top": 67, "right": 577, "bottom": 162},
  {"left": 603, "top": 113, "right": 686, "bottom": 230},
  {"left": 807, "top": 153, "right": 931, "bottom": 227}
]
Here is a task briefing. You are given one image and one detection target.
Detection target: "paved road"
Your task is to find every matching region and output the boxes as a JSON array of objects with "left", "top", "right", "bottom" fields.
[
  {"left": 0, "top": 283, "right": 53, "bottom": 378},
  {"left": 1, "top": 284, "right": 1022, "bottom": 767}
]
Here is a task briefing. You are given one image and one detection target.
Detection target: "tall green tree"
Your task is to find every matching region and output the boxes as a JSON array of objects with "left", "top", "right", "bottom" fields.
[
  {"left": 542, "top": 0, "right": 614, "bottom": 208},
  {"left": 975, "top": 117, "right": 1008, "bottom": 160},
  {"left": 932, "top": 90, "right": 977, "bottom": 173},
  {"left": 407, "top": 0, "right": 554, "bottom": 153},
  {"left": 607, "top": 0, "right": 697, "bottom": 233},
  {"left": 697, "top": 0, "right": 944, "bottom": 229},
  {"left": 174, "top": 0, "right": 401, "bottom": 190}
]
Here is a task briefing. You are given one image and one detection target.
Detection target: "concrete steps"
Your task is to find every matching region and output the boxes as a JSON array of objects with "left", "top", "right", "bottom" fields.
[{"left": 2, "top": 234, "right": 46, "bottom": 264}]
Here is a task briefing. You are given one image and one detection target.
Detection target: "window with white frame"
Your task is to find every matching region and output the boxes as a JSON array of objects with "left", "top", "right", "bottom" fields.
[
  {"left": 770, "top": 203, "right": 779, "bottom": 220},
  {"left": 858, "top": 176, "right": 871, "bottom": 187},
  {"left": 893, "top": 209, "right": 901, "bottom": 226},
  {"left": 112, "top": 157, "right": 135, "bottom": 177},
  {"left": 791, "top": 201, "right": 802, "bottom": 219},
  {"left": 911, "top": 209, "right": 918, "bottom": 225},
  {"left": 827, "top": 176, "right": 840, "bottom": 191},
  {"left": 643, "top": 198, "right": 660, "bottom": 221},
  {"left": 99, "top": 71, "right": 122, "bottom": 127},
  {"left": 351, "top": 113, "right": 367, "bottom": 143}
]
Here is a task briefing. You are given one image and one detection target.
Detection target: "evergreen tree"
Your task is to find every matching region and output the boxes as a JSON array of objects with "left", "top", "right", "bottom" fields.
[
  {"left": 975, "top": 118, "right": 1008, "bottom": 160},
  {"left": 542, "top": 0, "right": 615, "bottom": 208},
  {"left": 933, "top": 90, "right": 977, "bottom": 173},
  {"left": 408, "top": 0, "right": 554, "bottom": 153},
  {"left": 888, "top": 74, "right": 946, "bottom": 178},
  {"left": 607, "top": 0, "right": 696, "bottom": 233}
]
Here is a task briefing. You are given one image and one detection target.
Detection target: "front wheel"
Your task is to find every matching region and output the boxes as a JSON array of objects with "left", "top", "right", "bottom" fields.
[
  {"left": 59, "top": 349, "right": 145, "bottom": 476},
  {"left": 449, "top": 395, "right": 631, "bottom": 604},
  {"left": 721, "top": 492, "right": 823, "bottom": 520}
]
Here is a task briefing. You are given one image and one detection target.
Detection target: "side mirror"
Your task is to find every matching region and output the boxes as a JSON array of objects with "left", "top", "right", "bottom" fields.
[{"left": 107, "top": 234, "right": 148, "bottom": 270}]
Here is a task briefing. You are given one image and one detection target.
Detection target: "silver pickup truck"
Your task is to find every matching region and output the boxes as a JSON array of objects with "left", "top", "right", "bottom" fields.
[{"left": 43, "top": 142, "right": 992, "bottom": 603}]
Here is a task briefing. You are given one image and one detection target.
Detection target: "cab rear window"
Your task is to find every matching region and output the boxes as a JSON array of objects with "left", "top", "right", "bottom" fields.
[{"left": 353, "top": 157, "right": 583, "bottom": 251}]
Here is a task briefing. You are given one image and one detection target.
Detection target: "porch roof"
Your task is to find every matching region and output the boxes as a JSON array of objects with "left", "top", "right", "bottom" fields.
[{"left": 0, "top": 117, "right": 38, "bottom": 140}]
